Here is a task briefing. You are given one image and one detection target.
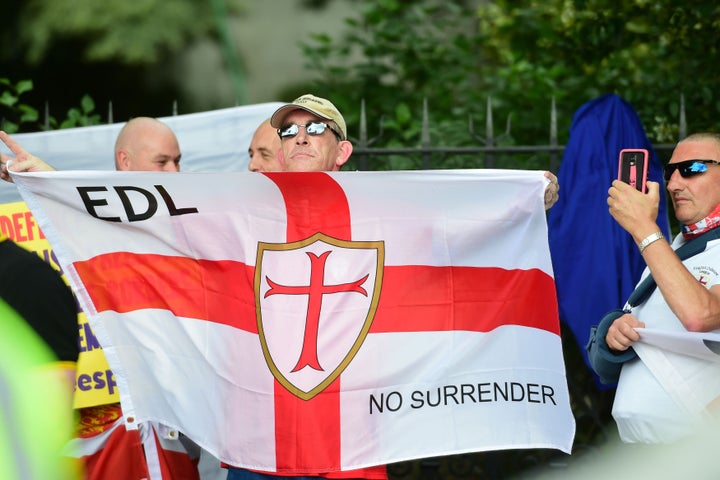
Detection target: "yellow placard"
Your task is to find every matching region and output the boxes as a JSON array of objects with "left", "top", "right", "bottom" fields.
[{"left": 0, "top": 201, "right": 119, "bottom": 408}]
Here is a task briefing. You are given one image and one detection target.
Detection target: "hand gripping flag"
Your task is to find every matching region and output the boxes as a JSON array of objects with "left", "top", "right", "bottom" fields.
[{"left": 12, "top": 169, "right": 575, "bottom": 472}]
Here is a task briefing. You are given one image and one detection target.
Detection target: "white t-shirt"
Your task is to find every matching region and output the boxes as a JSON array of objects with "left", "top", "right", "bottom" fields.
[{"left": 612, "top": 235, "right": 720, "bottom": 443}]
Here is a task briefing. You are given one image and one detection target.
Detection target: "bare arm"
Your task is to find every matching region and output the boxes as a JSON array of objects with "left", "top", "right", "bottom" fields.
[{"left": 608, "top": 179, "right": 720, "bottom": 332}]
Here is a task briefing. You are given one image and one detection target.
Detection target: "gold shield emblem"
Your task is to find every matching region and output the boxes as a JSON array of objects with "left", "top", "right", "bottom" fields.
[{"left": 255, "top": 233, "right": 384, "bottom": 400}]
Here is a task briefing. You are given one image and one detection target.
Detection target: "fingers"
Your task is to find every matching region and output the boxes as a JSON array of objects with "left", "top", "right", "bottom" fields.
[
  {"left": 544, "top": 187, "right": 559, "bottom": 210},
  {"left": 0, "top": 152, "right": 9, "bottom": 183},
  {"left": 609, "top": 178, "right": 631, "bottom": 195},
  {"left": 0, "top": 169, "right": 13, "bottom": 183},
  {"left": 0, "top": 131, "right": 55, "bottom": 175},
  {"left": 0, "top": 131, "right": 29, "bottom": 159},
  {"left": 0, "top": 155, "right": 14, "bottom": 183},
  {"left": 646, "top": 180, "right": 660, "bottom": 201},
  {"left": 605, "top": 315, "right": 644, "bottom": 352},
  {"left": 543, "top": 171, "right": 560, "bottom": 210}
]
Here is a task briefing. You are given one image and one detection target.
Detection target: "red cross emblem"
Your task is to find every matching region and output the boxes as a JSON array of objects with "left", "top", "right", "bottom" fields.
[{"left": 255, "top": 233, "right": 384, "bottom": 400}]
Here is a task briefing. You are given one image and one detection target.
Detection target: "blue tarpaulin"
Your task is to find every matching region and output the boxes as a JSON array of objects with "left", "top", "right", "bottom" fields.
[{"left": 547, "top": 93, "right": 671, "bottom": 388}]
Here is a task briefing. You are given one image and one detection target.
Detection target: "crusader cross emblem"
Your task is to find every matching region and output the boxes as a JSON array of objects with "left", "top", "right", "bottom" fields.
[{"left": 255, "top": 233, "right": 384, "bottom": 400}]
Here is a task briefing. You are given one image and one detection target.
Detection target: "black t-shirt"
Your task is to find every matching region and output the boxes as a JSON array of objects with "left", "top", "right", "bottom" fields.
[{"left": 0, "top": 239, "right": 79, "bottom": 362}]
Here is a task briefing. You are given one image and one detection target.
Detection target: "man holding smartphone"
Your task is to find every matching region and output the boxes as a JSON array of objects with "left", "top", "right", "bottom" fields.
[{"left": 588, "top": 132, "right": 720, "bottom": 443}]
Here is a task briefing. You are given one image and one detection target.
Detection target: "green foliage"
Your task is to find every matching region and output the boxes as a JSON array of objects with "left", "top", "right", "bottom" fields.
[
  {"left": 302, "top": 0, "right": 488, "bottom": 153},
  {"left": 300, "top": 0, "right": 720, "bottom": 155},
  {"left": 0, "top": 78, "right": 39, "bottom": 133},
  {"left": 1, "top": 78, "right": 101, "bottom": 132},
  {"left": 474, "top": 1, "right": 720, "bottom": 143},
  {"left": 59, "top": 95, "right": 102, "bottom": 129},
  {"left": 18, "top": 0, "right": 244, "bottom": 64}
]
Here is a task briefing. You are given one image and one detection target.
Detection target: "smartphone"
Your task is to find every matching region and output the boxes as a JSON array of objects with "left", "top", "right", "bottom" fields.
[{"left": 617, "top": 148, "right": 649, "bottom": 192}]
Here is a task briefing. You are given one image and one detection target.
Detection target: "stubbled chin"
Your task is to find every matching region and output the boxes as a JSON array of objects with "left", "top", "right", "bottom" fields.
[
  {"left": 674, "top": 208, "right": 697, "bottom": 225},
  {"left": 673, "top": 200, "right": 689, "bottom": 211},
  {"left": 286, "top": 156, "right": 317, "bottom": 170}
]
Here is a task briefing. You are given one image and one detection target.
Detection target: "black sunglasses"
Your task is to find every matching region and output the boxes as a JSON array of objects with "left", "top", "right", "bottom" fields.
[
  {"left": 663, "top": 159, "right": 720, "bottom": 181},
  {"left": 278, "top": 121, "right": 341, "bottom": 140}
]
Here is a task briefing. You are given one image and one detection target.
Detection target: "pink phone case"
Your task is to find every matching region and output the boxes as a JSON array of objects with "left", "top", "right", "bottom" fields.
[{"left": 618, "top": 148, "right": 649, "bottom": 191}]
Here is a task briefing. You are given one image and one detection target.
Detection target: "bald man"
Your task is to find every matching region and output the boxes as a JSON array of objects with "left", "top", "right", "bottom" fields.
[
  {"left": 0, "top": 119, "right": 203, "bottom": 480},
  {"left": 0, "top": 117, "right": 181, "bottom": 178},
  {"left": 247, "top": 119, "right": 282, "bottom": 172},
  {"left": 114, "top": 117, "right": 182, "bottom": 171}
]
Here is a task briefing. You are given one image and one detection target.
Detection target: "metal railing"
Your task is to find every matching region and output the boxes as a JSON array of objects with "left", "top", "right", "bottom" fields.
[
  {"left": 349, "top": 95, "right": 687, "bottom": 172},
  {"left": 57, "top": 95, "right": 686, "bottom": 174}
]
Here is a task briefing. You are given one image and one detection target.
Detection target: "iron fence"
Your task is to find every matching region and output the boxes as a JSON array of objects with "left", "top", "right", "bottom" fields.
[
  {"left": 71, "top": 95, "right": 686, "bottom": 172},
  {"left": 349, "top": 96, "right": 686, "bottom": 173}
]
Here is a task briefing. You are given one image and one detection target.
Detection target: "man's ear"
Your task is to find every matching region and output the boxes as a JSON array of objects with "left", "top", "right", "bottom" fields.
[
  {"left": 115, "top": 150, "right": 130, "bottom": 171},
  {"left": 335, "top": 140, "right": 353, "bottom": 169}
]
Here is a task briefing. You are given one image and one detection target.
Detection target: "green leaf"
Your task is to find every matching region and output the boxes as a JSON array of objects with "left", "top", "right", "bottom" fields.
[
  {"left": 16, "top": 80, "right": 34, "bottom": 95},
  {"left": 0, "top": 91, "right": 18, "bottom": 108},
  {"left": 80, "top": 95, "right": 96, "bottom": 114},
  {"left": 1, "top": 119, "right": 19, "bottom": 134},
  {"left": 18, "top": 104, "right": 40, "bottom": 123},
  {"left": 394, "top": 103, "right": 412, "bottom": 125}
]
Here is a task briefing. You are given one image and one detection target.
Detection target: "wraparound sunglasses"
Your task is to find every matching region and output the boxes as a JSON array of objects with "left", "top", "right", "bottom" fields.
[{"left": 663, "top": 159, "right": 720, "bottom": 181}]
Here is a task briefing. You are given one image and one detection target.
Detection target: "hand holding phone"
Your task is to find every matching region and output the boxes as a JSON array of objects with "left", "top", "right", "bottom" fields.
[{"left": 618, "top": 148, "right": 649, "bottom": 192}]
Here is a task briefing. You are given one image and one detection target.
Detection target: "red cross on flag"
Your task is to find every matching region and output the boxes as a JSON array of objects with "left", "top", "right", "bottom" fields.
[{"left": 13, "top": 168, "right": 575, "bottom": 473}]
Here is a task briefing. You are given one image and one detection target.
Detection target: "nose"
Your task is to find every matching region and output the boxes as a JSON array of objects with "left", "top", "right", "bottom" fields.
[
  {"left": 248, "top": 155, "right": 260, "bottom": 172},
  {"left": 666, "top": 168, "right": 684, "bottom": 190},
  {"left": 294, "top": 128, "right": 310, "bottom": 144},
  {"left": 165, "top": 163, "right": 180, "bottom": 173}
]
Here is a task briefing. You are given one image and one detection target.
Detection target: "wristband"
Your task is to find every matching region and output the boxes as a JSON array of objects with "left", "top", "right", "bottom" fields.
[{"left": 638, "top": 231, "right": 664, "bottom": 253}]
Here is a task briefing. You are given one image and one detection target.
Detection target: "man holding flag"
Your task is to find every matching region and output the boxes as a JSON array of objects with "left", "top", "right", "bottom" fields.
[
  {"left": 224, "top": 94, "right": 385, "bottom": 479},
  {"left": 1, "top": 96, "right": 569, "bottom": 479},
  {"left": 224, "top": 94, "right": 561, "bottom": 479}
]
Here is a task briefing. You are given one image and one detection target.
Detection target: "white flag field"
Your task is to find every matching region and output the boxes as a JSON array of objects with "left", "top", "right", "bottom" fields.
[{"left": 12, "top": 168, "right": 575, "bottom": 472}]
